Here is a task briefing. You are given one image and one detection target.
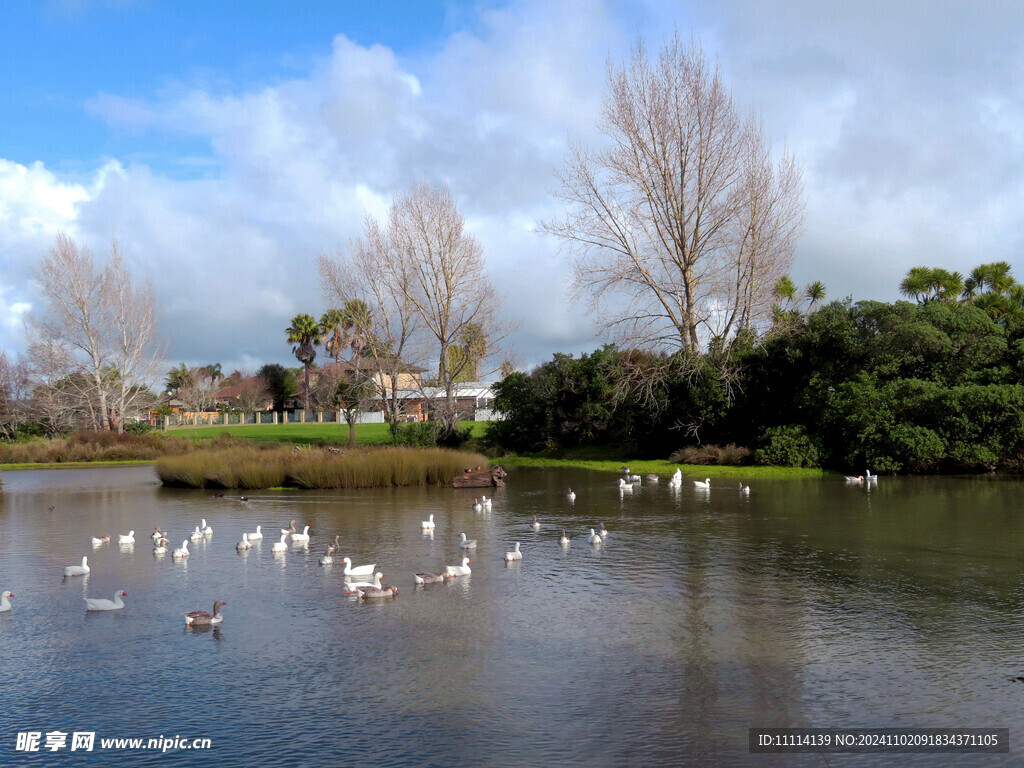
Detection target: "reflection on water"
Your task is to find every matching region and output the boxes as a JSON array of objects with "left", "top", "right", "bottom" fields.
[{"left": 0, "top": 466, "right": 1022, "bottom": 766}]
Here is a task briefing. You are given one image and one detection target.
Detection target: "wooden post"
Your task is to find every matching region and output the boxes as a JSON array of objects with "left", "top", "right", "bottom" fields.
[{"left": 273, "top": 411, "right": 278, "bottom": 425}]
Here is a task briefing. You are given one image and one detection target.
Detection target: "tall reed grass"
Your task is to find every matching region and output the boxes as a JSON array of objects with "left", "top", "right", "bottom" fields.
[
  {"left": 0, "top": 431, "right": 192, "bottom": 464},
  {"left": 155, "top": 445, "right": 490, "bottom": 489}
]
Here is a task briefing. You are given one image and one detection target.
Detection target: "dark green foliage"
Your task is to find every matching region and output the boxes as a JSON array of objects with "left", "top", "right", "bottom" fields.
[
  {"left": 488, "top": 295, "right": 1024, "bottom": 473},
  {"left": 256, "top": 364, "right": 297, "bottom": 412},
  {"left": 391, "top": 421, "right": 473, "bottom": 448},
  {"left": 124, "top": 421, "right": 156, "bottom": 435},
  {"left": 754, "top": 425, "right": 821, "bottom": 468}
]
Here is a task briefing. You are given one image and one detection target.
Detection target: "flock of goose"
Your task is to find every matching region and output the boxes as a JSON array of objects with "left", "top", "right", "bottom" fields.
[{"left": 1, "top": 467, "right": 872, "bottom": 620}]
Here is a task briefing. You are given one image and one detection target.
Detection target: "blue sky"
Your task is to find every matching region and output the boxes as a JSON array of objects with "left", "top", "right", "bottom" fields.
[
  {"left": 2, "top": 0, "right": 1023, "bottom": 376},
  {"left": 2, "top": 1, "right": 459, "bottom": 172}
]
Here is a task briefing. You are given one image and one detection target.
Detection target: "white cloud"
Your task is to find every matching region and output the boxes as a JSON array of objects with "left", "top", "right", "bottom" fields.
[{"left": 3, "top": 0, "right": 1024, "bottom": 375}]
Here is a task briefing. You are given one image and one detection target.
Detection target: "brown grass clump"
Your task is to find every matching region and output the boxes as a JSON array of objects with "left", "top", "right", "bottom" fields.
[
  {"left": 155, "top": 444, "right": 489, "bottom": 489},
  {"left": 668, "top": 443, "right": 752, "bottom": 466},
  {"left": 0, "top": 431, "right": 191, "bottom": 464}
]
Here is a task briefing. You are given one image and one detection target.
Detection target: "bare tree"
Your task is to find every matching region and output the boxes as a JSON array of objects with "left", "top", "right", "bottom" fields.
[
  {"left": 320, "top": 214, "right": 423, "bottom": 432},
  {"left": 389, "top": 182, "right": 503, "bottom": 436},
  {"left": 230, "top": 374, "right": 271, "bottom": 413},
  {"left": 28, "top": 234, "right": 113, "bottom": 429},
  {"left": 27, "top": 234, "right": 164, "bottom": 432},
  {"left": 177, "top": 367, "right": 222, "bottom": 414},
  {"left": 321, "top": 183, "right": 505, "bottom": 438},
  {"left": 106, "top": 241, "right": 165, "bottom": 427},
  {"left": 543, "top": 33, "right": 804, "bottom": 353},
  {"left": 719, "top": 126, "right": 805, "bottom": 339},
  {"left": 0, "top": 351, "right": 31, "bottom": 439}
]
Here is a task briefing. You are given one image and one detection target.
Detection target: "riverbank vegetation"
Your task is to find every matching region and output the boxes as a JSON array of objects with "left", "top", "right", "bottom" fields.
[
  {"left": 155, "top": 444, "right": 488, "bottom": 489},
  {"left": 0, "top": 430, "right": 192, "bottom": 465},
  {"left": 489, "top": 284, "right": 1024, "bottom": 474},
  {"left": 499, "top": 456, "right": 823, "bottom": 479},
  {"left": 0, "top": 422, "right": 491, "bottom": 467}
]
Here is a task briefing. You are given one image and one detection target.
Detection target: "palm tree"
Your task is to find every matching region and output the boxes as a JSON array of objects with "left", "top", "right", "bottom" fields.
[
  {"left": 198, "top": 362, "right": 223, "bottom": 383},
  {"left": 899, "top": 267, "right": 963, "bottom": 304},
  {"left": 324, "top": 300, "right": 374, "bottom": 445},
  {"left": 165, "top": 363, "right": 194, "bottom": 395},
  {"left": 804, "top": 281, "right": 826, "bottom": 312},
  {"left": 963, "top": 261, "right": 1015, "bottom": 300},
  {"left": 319, "top": 308, "right": 346, "bottom": 364},
  {"left": 286, "top": 313, "right": 321, "bottom": 411}
]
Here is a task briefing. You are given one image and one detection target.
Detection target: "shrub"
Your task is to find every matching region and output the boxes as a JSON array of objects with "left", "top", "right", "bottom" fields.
[
  {"left": 755, "top": 425, "right": 822, "bottom": 468},
  {"left": 390, "top": 422, "right": 462, "bottom": 447},
  {"left": 124, "top": 421, "right": 156, "bottom": 435}
]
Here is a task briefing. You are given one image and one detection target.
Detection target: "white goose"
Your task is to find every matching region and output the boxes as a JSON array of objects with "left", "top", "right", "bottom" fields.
[
  {"left": 91, "top": 535, "right": 110, "bottom": 546},
  {"left": 318, "top": 549, "right": 334, "bottom": 566},
  {"left": 599, "top": 523, "right": 609, "bottom": 538},
  {"left": 618, "top": 478, "right": 634, "bottom": 492},
  {"left": 341, "top": 557, "right": 376, "bottom": 578},
  {"left": 151, "top": 527, "right": 165, "bottom": 542},
  {"left": 85, "top": 590, "right": 127, "bottom": 611},
  {"left": 587, "top": 528, "right": 603, "bottom": 545},
  {"left": 189, "top": 526, "right": 204, "bottom": 541},
  {"left": 172, "top": 540, "right": 190, "bottom": 559},
  {"left": 421, "top": 514, "right": 436, "bottom": 531},
  {"left": 64, "top": 556, "right": 90, "bottom": 577},
  {"left": 236, "top": 532, "right": 251, "bottom": 550},
  {"left": 445, "top": 557, "right": 472, "bottom": 577},
  {"left": 458, "top": 532, "right": 477, "bottom": 549},
  {"left": 504, "top": 542, "right": 522, "bottom": 562},
  {"left": 201, "top": 519, "right": 213, "bottom": 535},
  {"left": 290, "top": 525, "right": 311, "bottom": 542},
  {"left": 530, "top": 515, "right": 541, "bottom": 531},
  {"left": 118, "top": 530, "right": 135, "bottom": 544},
  {"left": 246, "top": 525, "right": 264, "bottom": 540},
  {"left": 153, "top": 538, "right": 169, "bottom": 555},
  {"left": 866, "top": 469, "right": 879, "bottom": 484},
  {"left": 558, "top": 530, "right": 571, "bottom": 546},
  {"left": 567, "top": 488, "right": 576, "bottom": 502},
  {"left": 738, "top": 483, "right": 750, "bottom": 494},
  {"left": 0, "top": 590, "right": 13, "bottom": 612},
  {"left": 344, "top": 572, "right": 384, "bottom": 593},
  {"left": 693, "top": 477, "right": 711, "bottom": 489},
  {"left": 482, "top": 496, "right": 492, "bottom": 510},
  {"left": 271, "top": 533, "right": 289, "bottom": 553}
]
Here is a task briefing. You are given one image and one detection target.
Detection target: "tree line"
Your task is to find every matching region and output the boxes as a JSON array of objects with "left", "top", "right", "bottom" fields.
[{"left": 489, "top": 261, "right": 1024, "bottom": 473}]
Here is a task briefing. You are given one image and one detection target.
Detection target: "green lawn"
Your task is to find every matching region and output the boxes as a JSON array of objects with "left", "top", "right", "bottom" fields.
[
  {"left": 165, "top": 421, "right": 490, "bottom": 446},
  {"left": 497, "top": 455, "right": 827, "bottom": 479}
]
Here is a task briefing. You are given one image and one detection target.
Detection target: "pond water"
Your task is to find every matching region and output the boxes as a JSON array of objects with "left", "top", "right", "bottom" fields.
[{"left": 1, "top": 466, "right": 1023, "bottom": 766}]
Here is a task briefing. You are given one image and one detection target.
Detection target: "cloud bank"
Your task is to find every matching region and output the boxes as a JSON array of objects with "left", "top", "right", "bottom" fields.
[{"left": 1, "top": 0, "right": 1021, "bottom": 377}]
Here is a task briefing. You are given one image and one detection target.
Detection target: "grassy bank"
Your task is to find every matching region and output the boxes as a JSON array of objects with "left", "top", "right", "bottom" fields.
[
  {"left": 499, "top": 456, "right": 827, "bottom": 479},
  {"left": 165, "top": 421, "right": 490, "bottom": 446},
  {"left": 0, "top": 422, "right": 491, "bottom": 469},
  {"left": 155, "top": 444, "right": 490, "bottom": 489},
  {"left": 1, "top": 460, "right": 155, "bottom": 471},
  {"left": 0, "top": 431, "right": 191, "bottom": 466}
]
